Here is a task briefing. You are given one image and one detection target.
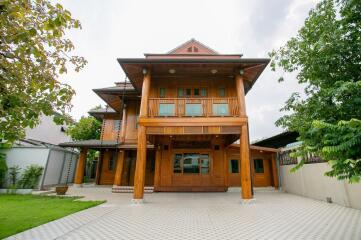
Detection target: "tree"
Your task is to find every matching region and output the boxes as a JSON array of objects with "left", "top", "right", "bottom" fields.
[
  {"left": 0, "top": 0, "right": 87, "bottom": 144},
  {"left": 67, "top": 116, "right": 102, "bottom": 141},
  {"left": 269, "top": 0, "right": 361, "bottom": 182}
]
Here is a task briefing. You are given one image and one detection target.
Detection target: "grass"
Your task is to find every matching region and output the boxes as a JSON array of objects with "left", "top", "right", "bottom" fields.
[{"left": 0, "top": 194, "right": 104, "bottom": 239}]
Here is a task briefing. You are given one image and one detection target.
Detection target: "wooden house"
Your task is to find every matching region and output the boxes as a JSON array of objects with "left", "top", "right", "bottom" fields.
[{"left": 61, "top": 39, "right": 279, "bottom": 202}]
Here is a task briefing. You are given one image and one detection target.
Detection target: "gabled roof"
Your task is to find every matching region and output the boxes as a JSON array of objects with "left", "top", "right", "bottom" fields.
[{"left": 166, "top": 38, "right": 219, "bottom": 55}]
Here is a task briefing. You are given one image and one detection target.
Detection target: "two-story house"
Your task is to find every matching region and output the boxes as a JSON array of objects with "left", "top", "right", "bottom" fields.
[{"left": 60, "top": 39, "right": 279, "bottom": 202}]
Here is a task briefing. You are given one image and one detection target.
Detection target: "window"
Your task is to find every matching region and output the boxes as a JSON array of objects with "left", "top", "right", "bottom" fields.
[
  {"left": 178, "top": 88, "right": 183, "bottom": 97},
  {"left": 159, "top": 88, "right": 166, "bottom": 98},
  {"left": 187, "top": 47, "right": 192, "bottom": 52},
  {"left": 219, "top": 87, "right": 226, "bottom": 97},
  {"left": 185, "top": 103, "right": 202, "bottom": 116},
  {"left": 254, "top": 159, "right": 264, "bottom": 173},
  {"left": 185, "top": 88, "right": 192, "bottom": 97},
  {"left": 113, "top": 120, "right": 121, "bottom": 131},
  {"left": 201, "top": 88, "right": 207, "bottom": 97},
  {"left": 173, "top": 154, "right": 182, "bottom": 173},
  {"left": 213, "top": 103, "right": 229, "bottom": 116},
  {"left": 194, "top": 88, "right": 200, "bottom": 96},
  {"left": 193, "top": 47, "right": 198, "bottom": 52},
  {"left": 200, "top": 154, "right": 209, "bottom": 174},
  {"left": 229, "top": 159, "right": 239, "bottom": 173},
  {"left": 108, "top": 152, "right": 116, "bottom": 171},
  {"left": 173, "top": 153, "right": 210, "bottom": 174},
  {"left": 159, "top": 103, "right": 175, "bottom": 116}
]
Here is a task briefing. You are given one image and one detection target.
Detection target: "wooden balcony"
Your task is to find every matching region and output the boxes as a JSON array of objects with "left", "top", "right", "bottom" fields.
[{"left": 148, "top": 97, "right": 240, "bottom": 118}]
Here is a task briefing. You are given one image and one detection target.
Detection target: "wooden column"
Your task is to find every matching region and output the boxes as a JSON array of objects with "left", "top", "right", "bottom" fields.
[
  {"left": 271, "top": 153, "right": 279, "bottom": 189},
  {"left": 113, "top": 151, "right": 125, "bottom": 186},
  {"left": 120, "top": 106, "right": 127, "bottom": 143},
  {"left": 235, "top": 73, "right": 252, "bottom": 199},
  {"left": 240, "top": 125, "right": 252, "bottom": 199},
  {"left": 74, "top": 148, "right": 88, "bottom": 185},
  {"left": 133, "top": 70, "right": 151, "bottom": 200},
  {"left": 235, "top": 73, "right": 247, "bottom": 116},
  {"left": 153, "top": 147, "right": 162, "bottom": 189},
  {"left": 95, "top": 150, "right": 103, "bottom": 185}
]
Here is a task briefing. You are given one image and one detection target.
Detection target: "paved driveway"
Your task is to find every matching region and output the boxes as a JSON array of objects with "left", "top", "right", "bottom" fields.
[{"left": 7, "top": 188, "right": 361, "bottom": 240}]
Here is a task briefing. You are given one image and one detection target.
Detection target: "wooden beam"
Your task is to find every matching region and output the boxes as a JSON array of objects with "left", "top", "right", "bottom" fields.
[
  {"left": 271, "top": 153, "right": 279, "bottom": 189},
  {"left": 153, "top": 147, "right": 162, "bottom": 189},
  {"left": 240, "top": 125, "right": 252, "bottom": 199},
  {"left": 74, "top": 148, "right": 87, "bottom": 185},
  {"left": 113, "top": 151, "right": 125, "bottom": 186}
]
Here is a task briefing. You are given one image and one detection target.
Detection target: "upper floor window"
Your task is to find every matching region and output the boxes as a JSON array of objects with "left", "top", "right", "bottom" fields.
[
  {"left": 178, "top": 88, "right": 183, "bottom": 97},
  {"left": 194, "top": 88, "right": 200, "bottom": 97},
  {"left": 219, "top": 87, "right": 226, "bottom": 97},
  {"left": 201, "top": 88, "right": 207, "bottom": 97},
  {"left": 159, "top": 88, "right": 166, "bottom": 98},
  {"left": 185, "top": 88, "right": 192, "bottom": 97},
  {"left": 113, "top": 120, "right": 121, "bottom": 131}
]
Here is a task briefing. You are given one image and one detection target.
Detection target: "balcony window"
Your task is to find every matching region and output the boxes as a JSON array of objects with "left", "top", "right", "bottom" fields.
[
  {"left": 185, "top": 103, "right": 202, "bottom": 116},
  {"left": 185, "top": 88, "right": 191, "bottom": 97},
  {"left": 178, "top": 88, "right": 183, "bottom": 97},
  {"left": 219, "top": 87, "right": 226, "bottom": 97},
  {"left": 201, "top": 88, "right": 207, "bottom": 97},
  {"left": 159, "top": 103, "right": 175, "bottom": 116},
  {"left": 159, "top": 88, "right": 166, "bottom": 98},
  {"left": 212, "top": 103, "right": 229, "bottom": 116},
  {"left": 194, "top": 88, "right": 200, "bottom": 96}
]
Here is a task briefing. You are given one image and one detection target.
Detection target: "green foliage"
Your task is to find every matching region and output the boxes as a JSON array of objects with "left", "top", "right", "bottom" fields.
[
  {"left": 0, "top": 153, "right": 7, "bottom": 188},
  {"left": 67, "top": 116, "right": 101, "bottom": 141},
  {"left": 8, "top": 165, "right": 20, "bottom": 187},
  {"left": 0, "top": 0, "right": 87, "bottom": 143},
  {"left": 270, "top": 0, "right": 361, "bottom": 182},
  {"left": 18, "top": 164, "right": 44, "bottom": 189},
  {"left": 0, "top": 194, "right": 103, "bottom": 239}
]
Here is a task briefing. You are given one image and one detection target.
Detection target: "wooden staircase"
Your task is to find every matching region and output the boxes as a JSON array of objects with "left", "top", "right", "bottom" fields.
[{"left": 112, "top": 186, "right": 154, "bottom": 193}]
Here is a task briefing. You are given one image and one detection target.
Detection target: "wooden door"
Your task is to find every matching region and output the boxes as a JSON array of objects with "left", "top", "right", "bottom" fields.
[{"left": 99, "top": 150, "right": 117, "bottom": 185}]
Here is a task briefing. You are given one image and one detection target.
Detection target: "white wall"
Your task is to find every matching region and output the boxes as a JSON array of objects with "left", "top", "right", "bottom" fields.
[
  {"left": 280, "top": 163, "right": 361, "bottom": 210},
  {"left": 25, "top": 114, "right": 71, "bottom": 145}
]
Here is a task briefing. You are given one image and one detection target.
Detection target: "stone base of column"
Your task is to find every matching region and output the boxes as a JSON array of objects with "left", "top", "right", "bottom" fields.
[
  {"left": 240, "top": 198, "right": 256, "bottom": 204},
  {"left": 131, "top": 198, "right": 144, "bottom": 205},
  {"left": 73, "top": 183, "right": 83, "bottom": 188}
]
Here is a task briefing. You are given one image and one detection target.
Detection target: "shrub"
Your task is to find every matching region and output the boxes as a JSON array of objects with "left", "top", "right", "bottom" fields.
[
  {"left": 0, "top": 153, "right": 7, "bottom": 188},
  {"left": 18, "top": 165, "right": 44, "bottom": 189},
  {"left": 8, "top": 165, "right": 21, "bottom": 187}
]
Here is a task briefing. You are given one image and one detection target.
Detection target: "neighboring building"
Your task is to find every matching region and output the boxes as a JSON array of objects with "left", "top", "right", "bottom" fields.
[
  {"left": 61, "top": 39, "right": 278, "bottom": 201},
  {"left": 25, "top": 114, "right": 71, "bottom": 145},
  {"left": 1, "top": 114, "right": 77, "bottom": 189},
  {"left": 253, "top": 131, "right": 361, "bottom": 210}
]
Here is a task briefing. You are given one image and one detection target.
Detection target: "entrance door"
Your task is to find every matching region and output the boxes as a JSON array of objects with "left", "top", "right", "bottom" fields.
[{"left": 99, "top": 150, "right": 117, "bottom": 185}]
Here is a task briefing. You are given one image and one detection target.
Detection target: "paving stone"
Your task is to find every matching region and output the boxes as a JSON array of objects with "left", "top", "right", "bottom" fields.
[{"left": 7, "top": 188, "right": 361, "bottom": 240}]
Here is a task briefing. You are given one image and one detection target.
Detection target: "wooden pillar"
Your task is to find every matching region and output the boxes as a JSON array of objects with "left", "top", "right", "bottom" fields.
[
  {"left": 235, "top": 73, "right": 247, "bottom": 116},
  {"left": 74, "top": 148, "right": 88, "bottom": 185},
  {"left": 95, "top": 150, "right": 103, "bottom": 185},
  {"left": 133, "top": 70, "right": 151, "bottom": 201},
  {"left": 235, "top": 72, "right": 253, "bottom": 199},
  {"left": 153, "top": 147, "right": 162, "bottom": 189},
  {"left": 240, "top": 125, "right": 252, "bottom": 199},
  {"left": 113, "top": 151, "right": 125, "bottom": 186},
  {"left": 271, "top": 153, "right": 279, "bottom": 189},
  {"left": 120, "top": 106, "right": 127, "bottom": 143}
]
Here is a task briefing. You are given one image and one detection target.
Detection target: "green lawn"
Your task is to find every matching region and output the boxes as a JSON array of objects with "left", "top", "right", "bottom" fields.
[{"left": 0, "top": 194, "right": 104, "bottom": 239}]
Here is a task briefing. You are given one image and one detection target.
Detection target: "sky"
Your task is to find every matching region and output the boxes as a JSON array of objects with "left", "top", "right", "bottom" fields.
[{"left": 58, "top": 0, "right": 319, "bottom": 142}]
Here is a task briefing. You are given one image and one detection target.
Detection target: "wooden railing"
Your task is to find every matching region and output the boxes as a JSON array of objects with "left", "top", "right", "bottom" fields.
[{"left": 148, "top": 97, "right": 240, "bottom": 117}]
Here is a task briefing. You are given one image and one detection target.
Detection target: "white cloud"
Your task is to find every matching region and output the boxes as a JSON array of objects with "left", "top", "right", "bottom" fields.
[{"left": 57, "top": 0, "right": 319, "bottom": 141}]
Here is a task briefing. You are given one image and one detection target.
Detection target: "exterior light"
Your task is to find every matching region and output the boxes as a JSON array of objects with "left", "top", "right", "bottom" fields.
[
  {"left": 169, "top": 69, "right": 176, "bottom": 74},
  {"left": 211, "top": 69, "right": 218, "bottom": 74},
  {"left": 142, "top": 69, "right": 147, "bottom": 75},
  {"left": 239, "top": 69, "right": 244, "bottom": 75}
]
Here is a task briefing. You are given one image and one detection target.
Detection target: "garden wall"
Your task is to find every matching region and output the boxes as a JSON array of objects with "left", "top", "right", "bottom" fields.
[{"left": 280, "top": 162, "right": 361, "bottom": 210}]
